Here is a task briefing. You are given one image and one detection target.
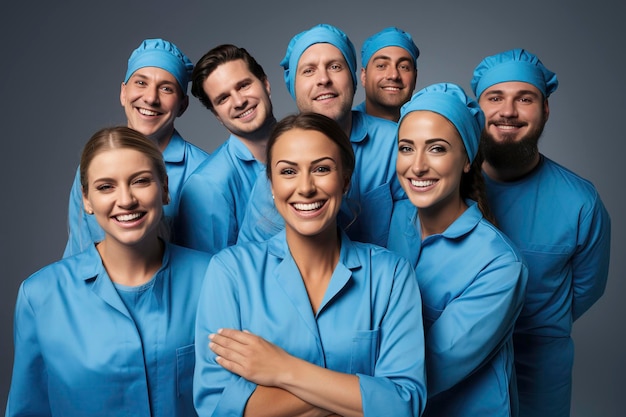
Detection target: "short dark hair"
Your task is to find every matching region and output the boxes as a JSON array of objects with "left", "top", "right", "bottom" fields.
[{"left": 191, "top": 44, "right": 267, "bottom": 110}]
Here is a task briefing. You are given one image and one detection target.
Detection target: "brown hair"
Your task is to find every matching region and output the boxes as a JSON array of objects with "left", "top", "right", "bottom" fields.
[
  {"left": 80, "top": 126, "right": 167, "bottom": 196},
  {"left": 266, "top": 112, "right": 355, "bottom": 182}
]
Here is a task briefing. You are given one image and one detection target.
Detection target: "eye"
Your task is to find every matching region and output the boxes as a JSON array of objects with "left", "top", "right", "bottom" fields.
[
  {"left": 134, "top": 80, "right": 146, "bottom": 86},
  {"left": 375, "top": 63, "right": 386, "bottom": 70},
  {"left": 398, "top": 144, "right": 414, "bottom": 153},
  {"left": 399, "top": 64, "right": 411, "bottom": 72},
  {"left": 301, "top": 67, "right": 315, "bottom": 76},
  {"left": 313, "top": 165, "right": 331, "bottom": 174},
  {"left": 161, "top": 86, "right": 175, "bottom": 93},
  {"left": 329, "top": 63, "right": 342, "bottom": 71},
  {"left": 132, "top": 176, "right": 153, "bottom": 186},
  {"left": 96, "top": 183, "right": 114, "bottom": 192},
  {"left": 279, "top": 167, "right": 297, "bottom": 176},
  {"left": 429, "top": 144, "right": 447, "bottom": 153}
]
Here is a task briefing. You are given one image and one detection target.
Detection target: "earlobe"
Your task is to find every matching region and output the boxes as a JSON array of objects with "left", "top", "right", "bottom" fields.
[
  {"left": 360, "top": 68, "right": 366, "bottom": 87},
  {"left": 120, "top": 82, "right": 127, "bottom": 106}
]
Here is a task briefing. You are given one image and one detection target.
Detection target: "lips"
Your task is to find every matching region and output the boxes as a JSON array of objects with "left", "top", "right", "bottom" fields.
[
  {"left": 137, "top": 107, "right": 160, "bottom": 116},
  {"left": 236, "top": 106, "right": 256, "bottom": 119},
  {"left": 114, "top": 212, "right": 145, "bottom": 222},
  {"left": 410, "top": 179, "right": 436, "bottom": 188},
  {"left": 292, "top": 201, "right": 324, "bottom": 211},
  {"left": 314, "top": 93, "right": 337, "bottom": 101}
]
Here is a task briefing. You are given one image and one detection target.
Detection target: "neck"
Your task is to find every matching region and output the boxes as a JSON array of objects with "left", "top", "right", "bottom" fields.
[
  {"left": 96, "top": 236, "right": 164, "bottom": 287},
  {"left": 417, "top": 197, "right": 467, "bottom": 239},
  {"left": 336, "top": 112, "right": 353, "bottom": 138},
  {"left": 482, "top": 153, "right": 540, "bottom": 182},
  {"left": 149, "top": 126, "right": 175, "bottom": 152},
  {"left": 366, "top": 100, "right": 400, "bottom": 122},
  {"left": 234, "top": 116, "right": 276, "bottom": 163}
]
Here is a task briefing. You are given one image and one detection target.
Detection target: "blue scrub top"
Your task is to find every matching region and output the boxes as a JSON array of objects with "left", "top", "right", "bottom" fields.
[
  {"left": 173, "top": 135, "right": 263, "bottom": 254},
  {"left": 483, "top": 155, "right": 611, "bottom": 417},
  {"left": 6, "top": 242, "right": 211, "bottom": 417},
  {"left": 194, "top": 230, "right": 427, "bottom": 416},
  {"left": 238, "top": 111, "right": 405, "bottom": 246},
  {"left": 63, "top": 131, "right": 209, "bottom": 258},
  {"left": 387, "top": 199, "right": 528, "bottom": 417}
]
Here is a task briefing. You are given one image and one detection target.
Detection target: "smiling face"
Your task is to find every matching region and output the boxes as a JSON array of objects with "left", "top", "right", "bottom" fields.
[
  {"left": 396, "top": 111, "right": 470, "bottom": 219},
  {"left": 203, "top": 59, "right": 273, "bottom": 140},
  {"left": 269, "top": 128, "right": 349, "bottom": 241},
  {"left": 82, "top": 147, "right": 168, "bottom": 249},
  {"left": 360, "top": 46, "right": 417, "bottom": 120},
  {"left": 120, "top": 67, "right": 188, "bottom": 148},
  {"left": 294, "top": 43, "right": 354, "bottom": 132}
]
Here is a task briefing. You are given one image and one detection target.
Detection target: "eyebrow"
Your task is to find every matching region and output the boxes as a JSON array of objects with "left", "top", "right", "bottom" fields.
[
  {"left": 484, "top": 89, "right": 541, "bottom": 98},
  {"left": 91, "top": 169, "right": 154, "bottom": 184},
  {"left": 274, "top": 156, "right": 337, "bottom": 166},
  {"left": 398, "top": 138, "right": 451, "bottom": 145}
]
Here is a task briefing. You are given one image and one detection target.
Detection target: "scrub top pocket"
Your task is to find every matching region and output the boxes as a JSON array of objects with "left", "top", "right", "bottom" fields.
[{"left": 350, "top": 329, "right": 380, "bottom": 375}]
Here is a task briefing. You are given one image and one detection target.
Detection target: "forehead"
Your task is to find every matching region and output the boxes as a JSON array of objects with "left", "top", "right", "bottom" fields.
[
  {"left": 203, "top": 59, "right": 258, "bottom": 91},
  {"left": 298, "top": 43, "right": 346, "bottom": 67},
  {"left": 272, "top": 128, "right": 340, "bottom": 160},
  {"left": 88, "top": 148, "right": 154, "bottom": 176},
  {"left": 481, "top": 81, "right": 542, "bottom": 98},
  {"left": 128, "top": 66, "right": 178, "bottom": 83},
  {"left": 399, "top": 110, "right": 461, "bottom": 141},
  {"left": 368, "top": 46, "right": 414, "bottom": 65}
]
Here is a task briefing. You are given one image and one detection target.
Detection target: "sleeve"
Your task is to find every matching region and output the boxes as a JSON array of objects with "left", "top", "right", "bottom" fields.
[
  {"left": 426, "top": 253, "right": 528, "bottom": 396},
  {"left": 6, "top": 284, "right": 52, "bottom": 417},
  {"left": 174, "top": 174, "right": 237, "bottom": 254},
  {"left": 193, "top": 253, "right": 257, "bottom": 416},
  {"left": 63, "top": 167, "right": 103, "bottom": 258},
  {"left": 571, "top": 193, "right": 611, "bottom": 321},
  {"left": 358, "top": 255, "right": 427, "bottom": 417}
]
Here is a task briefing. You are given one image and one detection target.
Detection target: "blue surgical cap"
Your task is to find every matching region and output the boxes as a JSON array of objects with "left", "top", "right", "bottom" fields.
[
  {"left": 124, "top": 38, "right": 194, "bottom": 94},
  {"left": 399, "top": 83, "right": 484, "bottom": 163},
  {"left": 361, "top": 27, "right": 420, "bottom": 68},
  {"left": 280, "top": 24, "right": 357, "bottom": 100},
  {"left": 471, "top": 48, "right": 558, "bottom": 99}
]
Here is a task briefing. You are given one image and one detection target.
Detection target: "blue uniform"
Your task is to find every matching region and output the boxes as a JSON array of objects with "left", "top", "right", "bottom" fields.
[
  {"left": 483, "top": 156, "right": 611, "bottom": 417},
  {"left": 238, "top": 111, "right": 404, "bottom": 246},
  {"left": 353, "top": 100, "right": 366, "bottom": 114},
  {"left": 387, "top": 199, "right": 527, "bottom": 417},
  {"left": 194, "top": 230, "right": 427, "bottom": 416},
  {"left": 6, "top": 242, "right": 211, "bottom": 417},
  {"left": 173, "top": 135, "right": 263, "bottom": 254},
  {"left": 63, "top": 131, "right": 209, "bottom": 257}
]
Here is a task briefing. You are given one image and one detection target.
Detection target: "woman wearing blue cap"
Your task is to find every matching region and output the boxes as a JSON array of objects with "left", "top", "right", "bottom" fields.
[
  {"left": 194, "top": 113, "right": 426, "bottom": 416},
  {"left": 387, "top": 83, "right": 528, "bottom": 416},
  {"left": 6, "top": 127, "right": 211, "bottom": 416}
]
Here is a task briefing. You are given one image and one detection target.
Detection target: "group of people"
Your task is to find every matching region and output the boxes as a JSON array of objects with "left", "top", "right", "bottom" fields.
[{"left": 6, "top": 22, "right": 611, "bottom": 417}]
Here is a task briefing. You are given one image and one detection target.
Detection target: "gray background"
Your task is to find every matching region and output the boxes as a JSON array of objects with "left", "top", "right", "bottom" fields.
[{"left": 1, "top": 1, "right": 623, "bottom": 415}]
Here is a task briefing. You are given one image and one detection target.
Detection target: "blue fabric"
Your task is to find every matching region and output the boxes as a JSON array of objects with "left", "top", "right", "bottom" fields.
[
  {"left": 483, "top": 156, "right": 611, "bottom": 417},
  {"left": 360, "top": 26, "right": 420, "bottom": 67},
  {"left": 471, "top": 48, "right": 558, "bottom": 99},
  {"left": 194, "top": 230, "right": 427, "bottom": 416},
  {"left": 173, "top": 135, "right": 264, "bottom": 254},
  {"left": 353, "top": 100, "right": 367, "bottom": 114},
  {"left": 6, "top": 242, "right": 211, "bottom": 417},
  {"left": 63, "top": 131, "right": 209, "bottom": 258},
  {"left": 124, "top": 38, "right": 194, "bottom": 94},
  {"left": 399, "top": 83, "right": 484, "bottom": 163},
  {"left": 387, "top": 200, "right": 528, "bottom": 417},
  {"left": 238, "top": 111, "right": 404, "bottom": 246},
  {"left": 281, "top": 23, "right": 357, "bottom": 100}
]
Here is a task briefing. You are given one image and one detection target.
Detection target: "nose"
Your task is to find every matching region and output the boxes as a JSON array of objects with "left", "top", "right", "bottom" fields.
[
  {"left": 117, "top": 185, "right": 138, "bottom": 208},
  {"left": 411, "top": 150, "right": 428, "bottom": 175},
  {"left": 498, "top": 98, "right": 518, "bottom": 118},
  {"left": 232, "top": 90, "right": 247, "bottom": 109},
  {"left": 143, "top": 85, "right": 160, "bottom": 105},
  {"left": 385, "top": 65, "right": 400, "bottom": 80},
  {"left": 316, "top": 68, "right": 331, "bottom": 86},
  {"left": 297, "top": 172, "right": 316, "bottom": 197}
]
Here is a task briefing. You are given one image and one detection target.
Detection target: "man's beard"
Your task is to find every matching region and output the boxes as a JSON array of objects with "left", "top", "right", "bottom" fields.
[{"left": 480, "top": 118, "right": 546, "bottom": 172}]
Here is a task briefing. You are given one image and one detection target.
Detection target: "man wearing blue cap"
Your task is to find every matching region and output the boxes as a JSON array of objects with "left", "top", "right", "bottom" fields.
[
  {"left": 356, "top": 27, "right": 419, "bottom": 122},
  {"left": 63, "top": 38, "right": 210, "bottom": 257},
  {"left": 173, "top": 44, "right": 276, "bottom": 254},
  {"left": 471, "top": 48, "right": 611, "bottom": 417},
  {"left": 238, "top": 23, "right": 404, "bottom": 247}
]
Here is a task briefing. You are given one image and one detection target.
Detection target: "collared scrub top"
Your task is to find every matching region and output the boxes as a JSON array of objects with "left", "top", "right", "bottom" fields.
[
  {"left": 194, "top": 230, "right": 427, "bottom": 416},
  {"left": 483, "top": 155, "right": 611, "bottom": 417},
  {"left": 238, "top": 111, "right": 405, "bottom": 246},
  {"left": 6, "top": 242, "right": 211, "bottom": 417},
  {"left": 173, "top": 135, "right": 263, "bottom": 254},
  {"left": 387, "top": 200, "right": 528, "bottom": 417},
  {"left": 63, "top": 130, "right": 209, "bottom": 257}
]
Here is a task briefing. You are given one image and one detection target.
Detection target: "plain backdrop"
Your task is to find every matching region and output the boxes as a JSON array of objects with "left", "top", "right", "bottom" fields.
[{"left": 1, "top": 1, "right": 624, "bottom": 415}]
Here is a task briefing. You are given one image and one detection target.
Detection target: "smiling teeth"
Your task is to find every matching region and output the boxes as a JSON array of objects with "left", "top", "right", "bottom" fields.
[
  {"left": 116, "top": 213, "right": 142, "bottom": 222},
  {"left": 315, "top": 94, "right": 335, "bottom": 100},
  {"left": 411, "top": 179, "right": 435, "bottom": 187},
  {"left": 139, "top": 108, "right": 158, "bottom": 116},
  {"left": 293, "top": 202, "right": 323, "bottom": 211},
  {"left": 238, "top": 108, "right": 254, "bottom": 118}
]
